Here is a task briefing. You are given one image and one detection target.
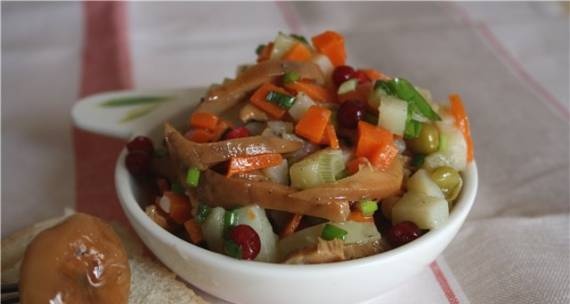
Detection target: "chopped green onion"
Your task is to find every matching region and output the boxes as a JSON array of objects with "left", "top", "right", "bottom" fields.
[
  {"left": 283, "top": 71, "right": 300, "bottom": 84},
  {"left": 290, "top": 149, "right": 346, "bottom": 189},
  {"left": 358, "top": 199, "right": 378, "bottom": 216},
  {"left": 411, "top": 154, "right": 425, "bottom": 167},
  {"left": 196, "top": 204, "right": 211, "bottom": 224},
  {"left": 266, "top": 91, "right": 296, "bottom": 109},
  {"left": 290, "top": 33, "right": 309, "bottom": 44},
  {"left": 186, "top": 167, "right": 201, "bottom": 187},
  {"left": 171, "top": 182, "right": 185, "bottom": 195},
  {"left": 224, "top": 210, "right": 237, "bottom": 229},
  {"left": 255, "top": 44, "right": 266, "bottom": 56},
  {"left": 337, "top": 79, "right": 358, "bottom": 94},
  {"left": 224, "top": 239, "right": 242, "bottom": 259},
  {"left": 321, "top": 224, "right": 348, "bottom": 241},
  {"left": 375, "top": 78, "right": 441, "bottom": 121},
  {"left": 404, "top": 117, "right": 423, "bottom": 139}
]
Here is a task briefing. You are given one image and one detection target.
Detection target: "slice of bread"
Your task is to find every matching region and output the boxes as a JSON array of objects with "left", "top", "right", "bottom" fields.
[{"left": 1, "top": 212, "right": 207, "bottom": 304}]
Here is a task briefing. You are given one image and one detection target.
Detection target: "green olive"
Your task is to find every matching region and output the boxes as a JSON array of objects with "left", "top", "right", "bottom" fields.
[
  {"left": 430, "top": 166, "right": 463, "bottom": 202},
  {"left": 407, "top": 123, "right": 440, "bottom": 154}
]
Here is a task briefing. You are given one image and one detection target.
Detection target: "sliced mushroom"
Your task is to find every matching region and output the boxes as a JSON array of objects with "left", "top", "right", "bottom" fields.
[
  {"left": 283, "top": 238, "right": 389, "bottom": 264},
  {"left": 165, "top": 123, "right": 302, "bottom": 170},
  {"left": 289, "top": 158, "right": 404, "bottom": 202},
  {"left": 240, "top": 103, "right": 269, "bottom": 123},
  {"left": 196, "top": 170, "right": 350, "bottom": 222},
  {"left": 20, "top": 213, "right": 131, "bottom": 303},
  {"left": 194, "top": 60, "right": 325, "bottom": 115}
]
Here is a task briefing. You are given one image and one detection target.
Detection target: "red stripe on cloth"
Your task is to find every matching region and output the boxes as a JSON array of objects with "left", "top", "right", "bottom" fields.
[
  {"left": 446, "top": 2, "right": 570, "bottom": 121},
  {"left": 73, "top": 2, "right": 133, "bottom": 224},
  {"left": 275, "top": 1, "right": 302, "bottom": 34},
  {"left": 430, "top": 261, "right": 461, "bottom": 304}
]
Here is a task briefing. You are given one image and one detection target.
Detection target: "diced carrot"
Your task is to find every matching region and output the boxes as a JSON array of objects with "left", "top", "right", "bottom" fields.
[
  {"left": 250, "top": 83, "right": 289, "bottom": 119},
  {"left": 184, "top": 219, "right": 204, "bottom": 244},
  {"left": 346, "top": 157, "right": 368, "bottom": 174},
  {"left": 360, "top": 69, "right": 390, "bottom": 81},
  {"left": 449, "top": 94, "right": 474, "bottom": 162},
  {"left": 212, "top": 120, "right": 231, "bottom": 141},
  {"left": 257, "top": 42, "right": 274, "bottom": 62},
  {"left": 162, "top": 192, "right": 191, "bottom": 224},
  {"left": 283, "top": 42, "right": 312, "bottom": 62},
  {"left": 185, "top": 128, "right": 215, "bottom": 143},
  {"left": 295, "top": 106, "right": 332, "bottom": 144},
  {"left": 189, "top": 112, "right": 219, "bottom": 131},
  {"left": 337, "top": 82, "right": 373, "bottom": 104},
  {"left": 355, "top": 121, "right": 393, "bottom": 157},
  {"left": 311, "top": 31, "right": 346, "bottom": 66},
  {"left": 280, "top": 214, "right": 303, "bottom": 238},
  {"left": 369, "top": 143, "right": 399, "bottom": 171},
  {"left": 321, "top": 124, "right": 340, "bottom": 149},
  {"left": 226, "top": 153, "right": 283, "bottom": 177},
  {"left": 347, "top": 211, "right": 374, "bottom": 223},
  {"left": 286, "top": 80, "right": 333, "bottom": 103},
  {"left": 156, "top": 178, "right": 170, "bottom": 194}
]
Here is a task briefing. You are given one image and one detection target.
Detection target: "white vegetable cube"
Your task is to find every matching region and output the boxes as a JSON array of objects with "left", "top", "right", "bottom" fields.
[
  {"left": 407, "top": 169, "right": 445, "bottom": 199},
  {"left": 392, "top": 192, "right": 449, "bottom": 229},
  {"left": 424, "top": 124, "right": 467, "bottom": 171},
  {"left": 378, "top": 95, "right": 408, "bottom": 136},
  {"left": 271, "top": 33, "right": 297, "bottom": 59},
  {"left": 234, "top": 205, "right": 278, "bottom": 262},
  {"left": 201, "top": 207, "right": 226, "bottom": 253},
  {"left": 289, "top": 92, "right": 316, "bottom": 121},
  {"left": 311, "top": 54, "right": 334, "bottom": 79}
]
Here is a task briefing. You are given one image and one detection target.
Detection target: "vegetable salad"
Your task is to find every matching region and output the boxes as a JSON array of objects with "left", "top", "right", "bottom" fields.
[{"left": 125, "top": 30, "right": 475, "bottom": 264}]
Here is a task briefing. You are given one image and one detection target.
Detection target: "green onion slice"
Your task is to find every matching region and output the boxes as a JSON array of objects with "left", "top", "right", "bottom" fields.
[
  {"left": 224, "top": 210, "right": 237, "bottom": 229},
  {"left": 358, "top": 199, "right": 378, "bottom": 216},
  {"left": 224, "top": 239, "right": 242, "bottom": 259},
  {"left": 283, "top": 71, "right": 300, "bottom": 84},
  {"left": 290, "top": 34, "right": 309, "bottom": 44},
  {"left": 196, "top": 204, "right": 211, "bottom": 224},
  {"left": 266, "top": 91, "right": 296, "bottom": 109},
  {"left": 375, "top": 78, "right": 441, "bottom": 121},
  {"left": 321, "top": 224, "right": 348, "bottom": 241},
  {"left": 186, "top": 167, "right": 201, "bottom": 187}
]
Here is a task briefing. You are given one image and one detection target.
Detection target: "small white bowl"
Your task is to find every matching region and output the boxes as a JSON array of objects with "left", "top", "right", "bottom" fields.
[{"left": 73, "top": 88, "right": 478, "bottom": 304}]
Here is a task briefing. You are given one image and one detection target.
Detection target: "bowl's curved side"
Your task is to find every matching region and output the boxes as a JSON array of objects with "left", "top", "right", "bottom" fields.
[{"left": 116, "top": 141, "right": 478, "bottom": 304}]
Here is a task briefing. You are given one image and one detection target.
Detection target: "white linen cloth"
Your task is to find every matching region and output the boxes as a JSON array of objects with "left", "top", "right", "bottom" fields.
[{"left": 2, "top": 2, "right": 568, "bottom": 303}]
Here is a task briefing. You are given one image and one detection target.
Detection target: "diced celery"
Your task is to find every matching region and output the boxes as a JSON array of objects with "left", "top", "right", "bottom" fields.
[
  {"left": 378, "top": 95, "right": 408, "bottom": 136},
  {"left": 290, "top": 149, "right": 345, "bottom": 189}
]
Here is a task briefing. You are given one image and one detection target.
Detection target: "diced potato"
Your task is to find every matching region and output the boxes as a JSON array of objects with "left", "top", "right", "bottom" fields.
[
  {"left": 392, "top": 192, "right": 449, "bottom": 229},
  {"left": 201, "top": 207, "right": 225, "bottom": 253},
  {"left": 234, "top": 205, "right": 278, "bottom": 262},
  {"left": 407, "top": 169, "right": 445, "bottom": 199},
  {"left": 378, "top": 95, "right": 408, "bottom": 136},
  {"left": 289, "top": 92, "right": 316, "bottom": 121},
  {"left": 271, "top": 33, "right": 297, "bottom": 59},
  {"left": 424, "top": 124, "right": 467, "bottom": 171},
  {"left": 278, "top": 221, "right": 381, "bottom": 259}
]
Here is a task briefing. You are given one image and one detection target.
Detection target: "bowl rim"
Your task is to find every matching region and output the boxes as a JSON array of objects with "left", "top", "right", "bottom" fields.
[{"left": 116, "top": 147, "right": 478, "bottom": 274}]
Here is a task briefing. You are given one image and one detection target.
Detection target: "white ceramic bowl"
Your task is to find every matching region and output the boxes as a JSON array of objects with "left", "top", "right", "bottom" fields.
[{"left": 72, "top": 88, "right": 478, "bottom": 304}]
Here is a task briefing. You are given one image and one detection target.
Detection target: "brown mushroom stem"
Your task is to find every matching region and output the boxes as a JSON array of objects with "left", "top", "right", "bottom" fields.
[
  {"left": 165, "top": 123, "right": 302, "bottom": 170},
  {"left": 194, "top": 60, "right": 325, "bottom": 115}
]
